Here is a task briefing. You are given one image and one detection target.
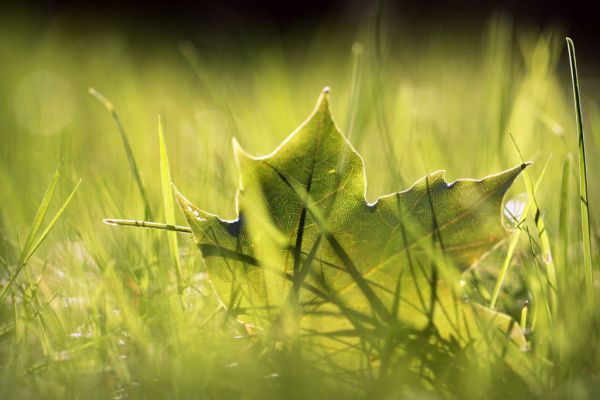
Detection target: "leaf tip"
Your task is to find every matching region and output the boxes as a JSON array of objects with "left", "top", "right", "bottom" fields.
[
  {"left": 316, "top": 87, "right": 331, "bottom": 113},
  {"left": 498, "top": 163, "right": 531, "bottom": 187},
  {"left": 172, "top": 184, "right": 189, "bottom": 210},
  {"left": 171, "top": 183, "right": 185, "bottom": 203},
  {"left": 232, "top": 136, "right": 244, "bottom": 157},
  {"left": 520, "top": 162, "right": 532, "bottom": 170}
]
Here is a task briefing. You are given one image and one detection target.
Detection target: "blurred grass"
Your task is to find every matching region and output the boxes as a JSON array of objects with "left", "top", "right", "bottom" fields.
[{"left": 1, "top": 9, "right": 599, "bottom": 399}]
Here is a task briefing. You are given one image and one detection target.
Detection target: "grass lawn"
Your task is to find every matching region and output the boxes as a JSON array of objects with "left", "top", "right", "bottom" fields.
[{"left": 1, "top": 13, "right": 599, "bottom": 399}]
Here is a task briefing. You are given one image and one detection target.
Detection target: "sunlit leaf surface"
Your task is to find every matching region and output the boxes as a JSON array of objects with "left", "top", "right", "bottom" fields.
[{"left": 175, "top": 89, "right": 527, "bottom": 351}]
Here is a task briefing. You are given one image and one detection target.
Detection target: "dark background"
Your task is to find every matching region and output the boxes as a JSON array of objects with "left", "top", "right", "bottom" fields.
[
  {"left": 6, "top": 0, "right": 599, "bottom": 41},
  {"left": 2, "top": 0, "right": 598, "bottom": 65}
]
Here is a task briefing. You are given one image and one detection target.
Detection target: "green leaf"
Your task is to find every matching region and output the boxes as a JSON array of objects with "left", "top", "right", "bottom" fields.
[{"left": 175, "top": 89, "right": 528, "bottom": 349}]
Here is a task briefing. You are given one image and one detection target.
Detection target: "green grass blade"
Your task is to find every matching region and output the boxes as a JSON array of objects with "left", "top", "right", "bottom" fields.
[
  {"left": 490, "top": 229, "right": 521, "bottom": 309},
  {"left": 20, "top": 161, "right": 63, "bottom": 259},
  {"left": 490, "top": 157, "right": 550, "bottom": 309},
  {"left": 566, "top": 37, "right": 594, "bottom": 298},
  {"left": 103, "top": 218, "right": 192, "bottom": 233},
  {"left": 0, "top": 178, "right": 82, "bottom": 303},
  {"left": 1, "top": 162, "right": 63, "bottom": 301},
  {"left": 24, "top": 179, "right": 83, "bottom": 263},
  {"left": 559, "top": 156, "right": 572, "bottom": 271},
  {"left": 158, "top": 116, "right": 184, "bottom": 292},
  {"left": 89, "top": 87, "right": 153, "bottom": 220},
  {"left": 509, "top": 134, "right": 557, "bottom": 295}
]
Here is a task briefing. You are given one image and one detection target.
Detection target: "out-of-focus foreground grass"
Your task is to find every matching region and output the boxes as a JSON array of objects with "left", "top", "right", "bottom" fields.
[{"left": 1, "top": 11, "right": 600, "bottom": 399}]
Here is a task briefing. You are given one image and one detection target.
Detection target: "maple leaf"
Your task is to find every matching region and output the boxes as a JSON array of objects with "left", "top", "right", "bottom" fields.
[{"left": 175, "top": 88, "right": 527, "bottom": 349}]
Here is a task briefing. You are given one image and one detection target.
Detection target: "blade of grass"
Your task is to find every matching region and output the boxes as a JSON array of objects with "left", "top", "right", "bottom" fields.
[
  {"left": 25, "top": 179, "right": 82, "bottom": 262},
  {"left": 523, "top": 225, "right": 553, "bottom": 331},
  {"left": 559, "top": 156, "right": 572, "bottom": 271},
  {"left": 490, "top": 157, "right": 550, "bottom": 309},
  {"left": 19, "top": 162, "right": 65, "bottom": 292},
  {"left": 566, "top": 38, "right": 593, "bottom": 299},
  {"left": 158, "top": 116, "right": 184, "bottom": 294},
  {"left": 103, "top": 218, "right": 192, "bottom": 233},
  {"left": 21, "top": 161, "right": 62, "bottom": 257},
  {"left": 89, "top": 87, "right": 153, "bottom": 220},
  {"left": 1, "top": 162, "right": 64, "bottom": 303},
  {"left": 0, "top": 176, "right": 82, "bottom": 303},
  {"left": 489, "top": 233, "right": 520, "bottom": 310},
  {"left": 509, "top": 134, "right": 557, "bottom": 296}
]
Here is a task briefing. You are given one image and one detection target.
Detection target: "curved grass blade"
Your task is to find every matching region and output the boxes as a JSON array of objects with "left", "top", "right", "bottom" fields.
[
  {"left": 559, "top": 156, "right": 572, "bottom": 271},
  {"left": 21, "top": 161, "right": 62, "bottom": 257},
  {"left": 566, "top": 38, "right": 593, "bottom": 298},
  {"left": 509, "top": 134, "right": 557, "bottom": 296},
  {"left": 0, "top": 173, "right": 82, "bottom": 303},
  {"left": 158, "top": 116, "right": 184, "bottom": 293},
  {"left": 25, "top": 179, "right": 82, "bottom": 262},
  {"left": 89, "top": 87, "right": 153, "bottom": 220},
  {"left": 490, "top": 156, "right": 550, "bottom": 309}
]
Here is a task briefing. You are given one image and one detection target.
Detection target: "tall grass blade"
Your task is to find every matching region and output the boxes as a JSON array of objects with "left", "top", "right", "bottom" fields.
[
  {"left": 566, "top": 38, "right": 594, "bottom": 298},
  {"left": 0, "top": 175, "right": 81, "bottom": 303},
  {"left": 158, "top": 116, "right": 184, "bottom": 293},
  {"left": 89, "top": 87, "right": 153, "bottom": 220},
  {"left": 559, "top": 156, "right": 571, "bottom": 271},
  {"left": 509, "top": 134, "right": 557, "bottom": 295},
  {"left": 490, "top": 228, "right": 520, "bottom": 310},
  {"left": 490, "top": 157, "right": 550, "bottom": 309},
  {"left": 21, "top": 161, "right": 62, "bottom": 257},
  {"left": 1, "top": 162, "right": 64, "bottom": 302},
  {"left": 25, "top": 179, "right": 82, "bottom": 262}
]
